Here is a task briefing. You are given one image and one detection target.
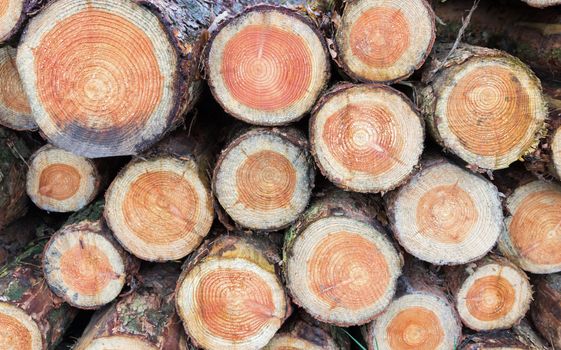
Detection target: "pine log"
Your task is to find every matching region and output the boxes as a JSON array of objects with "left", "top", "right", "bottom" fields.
[
  {"left": 43, "top": 201, "right": 139, "bottom": 309},
  {"left": 105, "top": 128, "right": 214, "bottom": 261},
  {"left": 499, "top": 179, "right": 561, "bottom": 274},
  {"left": 0, "top": 215, "right": 54, "bottom": 265},
  {"left": 332, "top": 0, "right": 435, "bottom": 84},
  {"left": 365, "top": 263, "right": 461, "bottom": 350},
  {"left": 206, "top": 4, "right": 330, "bottom": 125},
  {"left": 531, "top": 273, "right": 561, "bottom": 348},
  {"left": 385, "top": 156, "right": 503, "bottom": 265},
  {"left": 0, "top": 46, "right": 35, "bottom": 131},
  {"left": 444, "top": 255, "right": 532, "bottom": 332},
  {"left": 15, "top": 0, "right": 218, "bottom": 158},
  {"left": 434, "top": 0, "right": 561, "bottom": 80},
  {"left": 284, "top": 189, "right": 402, "bottom": 326},
  {"left": 213, "top": 127, "right": 314, "bottom": 231},
  {"left": 0, "top": 241, "right": 77, "bottom": 350},
  {"left": 0, "top": 126, "right": 30, "bottom": 229},
  {"left": 522, "top": 0, "right": 561, "bottom": 8},
  {"left": 176, "top": 234, "right": 290, "bottom": 350},
  {"left": 74, "top": 264, "right": 189, "bottom": 350},
  {"left": 419, "top": 44, "right": 548, "bottom": 170},
  {"left": 309, "top": 83, "right": 424, "bottom": 193}
]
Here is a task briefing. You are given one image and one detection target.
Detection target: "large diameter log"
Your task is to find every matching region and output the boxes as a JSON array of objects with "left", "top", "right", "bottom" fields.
[
  {"left": 74, "top": 264, "right": 188, "bottom": 350},
  {"left": 213, "top": 127, "right": 314, "bottom": 231},
  {"left": 176, "top": 234, "right": 290, "bottom": 350},
  {"left": 419, "top": 44, "right": 548, "bottom": 170},
  {"left": 206, "top": 5, "right": 330, "bottom": 126},
  {"left": 105, "top": 129, "right": 214, "bottom": 261},
  {"left": 284, "top": 190, "right": 402, "bottom": 326},
  {"left": 0, "top": 126, "right": 30, "bottom": 229},
  {"left": 445, "top": 255, "right": 532, "bottom": 331},
  {"left": 16, "top": 0, "right": 214, "bottom": 158},
  {"left": 0, "top": 47, "right": 35, "bottom": 130},
  {"left": 499, "top": 180, "right": 561, "bottom": 274},
  {"left": 0, "top": 241, "right": 77, "bottom": 350},
  {"left": 333, "top": 0, "right": 435, "bottom": 84},
  {"left": 310, "top": 84, "right": 424, "bottom": 193},
  {"left": 26, "top": 144, "right": 101, "bottom": 212},
  {"left": 532, "top": 273, "right": 561, "bottom": 348},
  {"left": 385, "top": 157, "right": 503, "bottom": 265},
  {"left": 43, "top": 201, "right": 139, "bottom": 309},
  {"left": 365, "top": 264, "right": 461, "bottom": 350}
]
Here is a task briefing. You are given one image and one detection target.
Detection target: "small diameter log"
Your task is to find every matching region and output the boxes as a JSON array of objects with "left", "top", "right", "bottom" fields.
[
  {"left": 499, "top": 180, "right": 561, "bottom": 274},
  {"left": 0, "top": 46, "right": 35, "bottom": 130},
  {"left": 385, "top": 157, "right": 503, "bottom": 265},
  {"left": 213, "top": 127, "right": 314, "bottom": 231},
  {"left": 0, "top": 126, "right": 30, "bottom": 229},
  {"left": 365, "top": 265, "right": 461, "bottom": 350},
  {"left": 532, "top": 273, "right": 561, "bottom": 348},
  {"left": 206, "top": 5, "right": 330, "bottom": 125},
  {"left": 105, "top": 129, "right": 214, "bottom": 261},
  {"left": 284, "top": 190, "right": 402, "bottom": 326},
  {"left": 74, "top": 264, "right": 189, "bottom": 350},
  {"left": 310, "top": 84, "right": 424, "bottom": 193},
  {"left": 176, "top": 234, "right": 290, "bottom": 350},
  {"left": 333, "top": 0, "right": 435, "bottom": 84},
  {"left": 16, "top": 0, "right": 214, "bottom": 158},
  {"left": 522, "top": 0, "right": 561, "bottom": 7},
  {"left": 26, "top": 144, "right": 101, "bottom": 212},
  {"left": 445, "top": 255, "right": 532, "bottom": 332},
  {"left": 43, "top": 202, "right": 139, "bottom": 309},
  {"left": 419, "top": 44, "right": 548, "bottom": 170},
  {"left": 0, "top": 241, "right": 77, "bottom": 350}
]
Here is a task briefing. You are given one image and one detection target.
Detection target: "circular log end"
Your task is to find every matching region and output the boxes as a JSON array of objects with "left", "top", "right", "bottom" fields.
[
  {"left": 435, "top": 57, "right": 547, "bottom": 169},
  {"left": 456, "top": 263, "right": 531, "bottom": 331},
  {"left": 17, "top": 0, "right": 178, "bottom": 157},
  {"left": 286, "top": 217, "right": 401, "bottom": 326},
  {"left": 367, "top": 294, "right": 461, "bottom": 350},
  {"left": 177, "top": 258, "right": 287, "bottom": 349},
  {"left": 43, "top": 224, "right": 127, "bottom": 308},
  {"left": 105, "top": 157, "right": 213, "bottom": 261},
  {"left": 0, "top": 47, "right": 35, "bottom": 130},
  {"left": 391, "top": 160, "right": 502, "bottom": 265},
  {"left": 0, "top": 0, "right": 24, "bottom": 43},
  {"left": 214, "top": 129, "right": 313, "bottom": 230},
  {"left": 27, "top": 145, "right": 99, "bottom": 212},
  {"left": 336, "top": 0, "right": 434, "bottom": 83},
  {"left": 502, "top": 180, "right": 561, "bottom": 273},
  {"left": 207, "top": 6, "right": 329, "bottom": 125},
  {"left": 552, "top": 127, "right": 561, "bottom": 179},
  {"left": 0, "top": 302, "right": 42, "bottom": 350},
  {"left": 84, "top": 336, "right": 157, "bottom": 350},
  {"left": 311, "top": 84, "right": 423, "bottom": 193}
]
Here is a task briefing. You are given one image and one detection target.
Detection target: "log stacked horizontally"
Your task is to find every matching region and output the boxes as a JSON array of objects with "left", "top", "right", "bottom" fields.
[{"left": 2, "top": 0, "right": 561, "bottom": 349}]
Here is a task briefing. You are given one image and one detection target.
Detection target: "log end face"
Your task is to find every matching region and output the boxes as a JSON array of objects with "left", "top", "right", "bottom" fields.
[
  {"left": 0, "top": 302, "right": 42, "bottom": 350},
  {"left": 552, "top": 127, "right": 561, "bottom": 179},
  {"left": 0, "top": 0, "right": 24, "bottom": 44},
  {"left": 84, "top": 336, "right": 157, "bottom": 350}
]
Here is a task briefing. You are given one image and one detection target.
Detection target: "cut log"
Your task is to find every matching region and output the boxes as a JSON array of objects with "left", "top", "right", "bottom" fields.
[
  {"left": 43, "top": 201, "right": 139, "bottom": 309},
  {"left": 74, "top": 264, "right": 189, "bottom": 350},
  {"left": 499, "top": 179, "right": 561, "bottom": 274},
  {"left": 0, "top": 0, "right": 30, "bottom": 44},
  {"left": 16, "top": 0, "right": 215, "bottom": 158},
  {"left": 531, "top": 273, "right": 561, "bottom": 349},
  {"left": 522, "top": 0, "right": 561, "bottom": 8},
  {"left": 0, "top": 126, "right": 30, "bottom": 229},
  {"left": 176, "top": 234, "right": 290, "bottom": 350},
  {"left": 333, "top": 0, "right": 435, "bottom": 84},
  {"left": 0, "top": 215, "right": 54, "bottom": 265},
  {"left": 0, "top": 241, "right": 77, "bottom": 350},
  {"left": 206, "top": 4, "right": 330, "bottom": 125},
  {"left": 264, "top": 313, "right": 350, "bottom": 350},
  {"left": 419, "top": 44, "right": 548, "bottom": 170},
  {"left": 0, "top": 46, "right": 35, "bottom": 131},
  {"left": 309, "top": 84, "right": 424, "bottom": 193},
  {"left": 385, "top": 156, "right": 503, "bottom": 265},
  {"left": 444, "top": 255, "right": 532, "bottom": 331},
  {"left": 460, "top": 329, "right": 548, "bottom": 350},
  {"left": 26, "top": 144, "right": 101, "bottom": 213},
  {"left": 284, "top": 189, "right": 402, "bottom": 326},
  {"left": 213, "top": 127, "right": 314, "bottom": 231},
  {"left": 365, "top": 263, "right": 461, "bottom": 350},
  {"left": 105, "top": 129, "right": 214, "bottom": 261}
]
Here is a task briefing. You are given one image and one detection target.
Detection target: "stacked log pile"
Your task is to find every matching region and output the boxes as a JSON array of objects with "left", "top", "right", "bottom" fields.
[{"left": 1, "top": 0, "right": 561, "bottom": 349}]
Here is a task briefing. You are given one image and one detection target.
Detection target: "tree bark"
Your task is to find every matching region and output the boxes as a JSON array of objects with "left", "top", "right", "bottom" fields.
[
  {"left": 0, "top": 214, "right": 54, "bottom": 265},
  {"left": 460, "top": 319, "right": 550, "bottom": 349},
  {"left": 531, "top": 273, "right": 561, "bottom": 349}
]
